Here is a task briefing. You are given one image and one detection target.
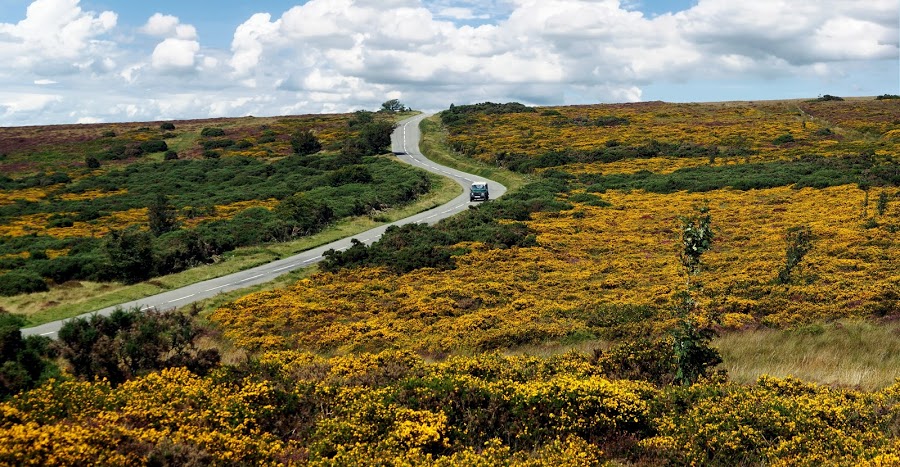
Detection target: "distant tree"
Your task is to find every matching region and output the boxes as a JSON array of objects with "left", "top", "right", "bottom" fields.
[
  {"left": 148, "top": 193, "right": 178, "bottom": 236},
  {"left": 104, "top": 227, "right": 154, "bottom": 283},
  {"left": 85, "top": 156, "right": 101, "bottom": 169},
  {"left": 290, "top": 129, "right": 322, "bottom": 156},
  {"left": 348, "top": 110, "right": 375, "bottom": 128},
  {"left": 380, "top": 99, "right": 408, "bottom": 113},
  {"left": 359, "top": 120, "right": 396, "bottom": 156},
  {"left": 160, "top": 122, "right": 176, "bottom": 130}
]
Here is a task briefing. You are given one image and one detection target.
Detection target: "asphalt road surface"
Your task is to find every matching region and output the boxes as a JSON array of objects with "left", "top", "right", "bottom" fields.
[{"left": 21, "top": 113, "right": 507, "bottom": 338}]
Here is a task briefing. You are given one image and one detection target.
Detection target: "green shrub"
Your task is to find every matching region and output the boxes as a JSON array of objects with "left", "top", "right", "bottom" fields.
[
  {"left": 200, "top": 127, "right": 226, "bottom": 137},
  {"left": 772, "top": 133, "right": 795, "bottom": 145},
  {"left": 0, "top": 313, "right": 57, "bottom": 399},
  {"left": 291, "top": 129, "right": 322, "bottom": 155},
  {"left": 876, "top": 94, "right": 900, "bottom": 100},
  {"left": 0, "top": 270, "right": 49, "bottom": 296},
  {"left": 202, "top": 150, "right": 220, "bottom": 159},
  {"left": 164, "top": 150, "right": 178, "bottom": 160},
  {"left": 103, "top": 227, "right": 154, "bottom": 284},
  {"left": 201, "top": 139, "right": 234, "bottom": 150},
  {"left": 139, "top": 140, "right": 168, "bottom": 153},
  {"left": 55, "top": 307, "right": 220, "bottom": 386},
  {"left": 47, "top": 217, "right": 74, "bottom": 228},
  {"left": 594, "top": 115, "right": 629, "bottom": 127},
  {"left": 85, "top": 156, "right": 100, "bottom": 169},
  {"left": 328, "top": 165, "right": 373, "bottom": 186}
]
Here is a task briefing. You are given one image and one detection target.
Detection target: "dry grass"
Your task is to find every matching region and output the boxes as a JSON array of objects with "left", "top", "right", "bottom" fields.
[{"left": 715, "top": 319, "right": 900, "bottom": 390}]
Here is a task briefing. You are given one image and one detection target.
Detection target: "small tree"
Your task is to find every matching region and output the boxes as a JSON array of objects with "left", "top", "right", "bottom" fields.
[
  {"left": 777, "top": 225, "right": 812, "bottom": 284},
  {"left": 290, "top": 129, "right": 322, "bottom": 156},
  {"left": 671, "top": 207, "right": 722, "bottom": 386},
  {"left": 359, "top": 120, "right": 396, "bottom": 156},
  {"left": 85, "top": 156, "right": 101, "bottom": 169},
  {"left": 160, "top": 122, "right": 175, "bottom": 131},
  {"left": 104, "top": 227, "right": 154, "bottom": 283},
  {"left": 148, "top": 193, "right": 178, "bottom": 236},
  {"left": 380, "top": 99, "right": 408, "bottom": 113},
  {"left": 678, "top": 205, "right": 714, "bottom": 279}
]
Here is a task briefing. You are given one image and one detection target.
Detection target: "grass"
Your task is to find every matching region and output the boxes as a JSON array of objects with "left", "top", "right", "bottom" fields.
[
  {"left": 6, "top": 171, "right": 461, "bottom": 326},
  {"left": 714, "top": 319, "right": 900, "bottom": 391},
  {"left": 419, "top": 116, "right": 529, "bottom": 192}
]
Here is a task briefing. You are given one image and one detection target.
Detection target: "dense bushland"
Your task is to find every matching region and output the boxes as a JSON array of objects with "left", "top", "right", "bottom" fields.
[
  {"left": 578, "top": 153, "right": 900, "bottom": 193},
  {"left": 0, "top": 114, "right": 425, "bottom": 292},
  {"left": 3, "top": 350, "right": 900, "bottom": 465}
]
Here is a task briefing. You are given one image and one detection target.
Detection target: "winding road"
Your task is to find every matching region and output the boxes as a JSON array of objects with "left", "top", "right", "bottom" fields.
[{"left": 21, "top": 113, "right": 506, "bottom": 338}]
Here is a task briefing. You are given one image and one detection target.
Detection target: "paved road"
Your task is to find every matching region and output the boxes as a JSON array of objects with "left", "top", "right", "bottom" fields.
[{"left": 21, "top": 113, "right": 506, "bottom": 338}]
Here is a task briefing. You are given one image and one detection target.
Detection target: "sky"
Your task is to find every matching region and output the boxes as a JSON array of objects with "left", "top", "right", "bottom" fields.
[{"left": 0, "top": 0, "right": 897, "bottom": 126}]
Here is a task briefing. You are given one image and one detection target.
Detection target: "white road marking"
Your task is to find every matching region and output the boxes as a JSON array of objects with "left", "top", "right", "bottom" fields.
[
  {"left": 302, "top": 258, "right": 315, "bottom": 263},
  {"left": 204, "top": 284, "right": 228, "bottom": 292},
  {"left": 167, "top": 294, "right": 195, "bottom": 303},
  {"left": 240, "top": 273, "right": 265, "bottom": 282},
  {"left": 40, "top": 331, "right": 56, "bottom": 336},
  {"left": 272, "top": 263, "right": 296, "bottom": 272}
]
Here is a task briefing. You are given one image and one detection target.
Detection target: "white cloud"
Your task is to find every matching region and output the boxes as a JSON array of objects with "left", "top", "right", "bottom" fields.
[
  {"left": 151, "top": 38, "right": 200, "bottom": 72},
  {"left": 140, "top": 13, "right": 198, "bottom": 40},
  {"left": 0, "top": 0, "right": 116, "bottom": 70},
  {"left": 0, "top": 92, "right": 62, "bottom": 115},
  {"left": 0, "top": 0, "right": 897, "bottom": 126},
  {"left": 229, "top": 13, "right": 282, "bottom": 76}
]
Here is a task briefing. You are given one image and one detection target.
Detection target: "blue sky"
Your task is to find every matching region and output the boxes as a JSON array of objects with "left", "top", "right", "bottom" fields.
[{"left": 0, "top": 0, "right": 896, "bottom": 125}]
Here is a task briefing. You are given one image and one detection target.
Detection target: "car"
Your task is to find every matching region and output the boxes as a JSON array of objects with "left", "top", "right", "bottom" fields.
[{"left": 470, "top": 182, "right": 489, "bottom": 202}]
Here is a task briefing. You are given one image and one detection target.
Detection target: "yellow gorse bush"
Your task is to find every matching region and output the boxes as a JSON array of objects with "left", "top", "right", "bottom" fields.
[{"left": 3, "top": 353, "right": 900, "bottom": 465}]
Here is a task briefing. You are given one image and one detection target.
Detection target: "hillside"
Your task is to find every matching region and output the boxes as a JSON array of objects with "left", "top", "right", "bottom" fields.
[
  {"left": 2, "top": 97, "right": 900, "bottom": 465},
  {"left": 0, "top": 110, "right": 446, "bottom": 324}
]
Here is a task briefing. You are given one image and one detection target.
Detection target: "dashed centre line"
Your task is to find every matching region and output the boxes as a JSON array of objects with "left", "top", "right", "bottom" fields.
[{"left": 167, "top": 294, "right": 195, "bottom": 304}]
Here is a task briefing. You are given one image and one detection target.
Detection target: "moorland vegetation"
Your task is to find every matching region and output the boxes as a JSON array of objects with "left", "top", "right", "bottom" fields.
[
  {"left": 1, "top": 97, "right": 899, "bottom": 464},
  {"left": 0, "top": 109, "right": 432, "bottom": 312}
]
